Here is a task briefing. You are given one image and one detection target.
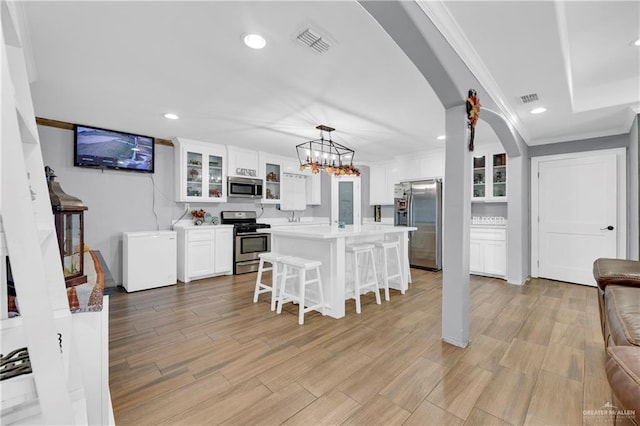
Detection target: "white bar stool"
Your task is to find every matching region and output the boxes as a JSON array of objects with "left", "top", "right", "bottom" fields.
[
  {"left": 375, "top": 240, "right": 406, "bottom": 298},
  {"left": 276, "top": 256, "right": 325, "bottom": 325},
  {"left": 346, "top": 243, "right": 381, "bottom": 314},
  {"left": 254, "top": 252, "right": 287, "bottom": 311}
]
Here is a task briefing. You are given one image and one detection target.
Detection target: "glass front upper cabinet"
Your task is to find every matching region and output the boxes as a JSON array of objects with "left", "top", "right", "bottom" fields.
[
  {"left": 492, "top": 153, "right": 507, "bottom": 198},
  {"left": 473, "top": 155, "right": 486, "bottom": 198},
  {"left": 207, "top": 154, "right": 223, "bottom": 199},
  {"left": 472, "top": 152, "right": 507, "bottom": 201},
  {"left": 186, "top": 151, "right": 204, "bottom": 197},
  {"left": 174, "top": 137, "right": 227, "bottom": 202},
  {"left": 264, "top": 163, "right": 281, "bottom": 201},
  {"left": 185, "top": 152, "right": 224, "bottom": 199}
]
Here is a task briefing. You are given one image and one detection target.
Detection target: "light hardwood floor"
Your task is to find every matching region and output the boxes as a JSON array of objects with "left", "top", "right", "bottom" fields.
[{"left": 109, "top": 269, "right": 616, "bottom": 425}]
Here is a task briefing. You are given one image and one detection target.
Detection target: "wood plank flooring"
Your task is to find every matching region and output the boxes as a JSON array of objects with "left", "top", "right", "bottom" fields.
[{"left": 109, "top": 269, "right": 615, "bottom": 425}]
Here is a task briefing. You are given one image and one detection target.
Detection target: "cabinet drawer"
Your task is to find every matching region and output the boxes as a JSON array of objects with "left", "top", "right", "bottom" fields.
[
  {"left": 470, "top": 227, "right": 506, "bottom": 241},
  {"left": 187, "top": 229, "right": 215, "bottom": 242}
]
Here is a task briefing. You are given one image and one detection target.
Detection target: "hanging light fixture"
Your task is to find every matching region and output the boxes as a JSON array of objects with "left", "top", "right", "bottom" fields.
[{"left": 296, "top": 125, "right": 360, "bottom": 176}]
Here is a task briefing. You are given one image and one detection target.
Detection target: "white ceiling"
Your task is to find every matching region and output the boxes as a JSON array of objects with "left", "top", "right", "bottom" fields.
[{"left": 19, "top": 1, "right": 640, "bottom": 162}]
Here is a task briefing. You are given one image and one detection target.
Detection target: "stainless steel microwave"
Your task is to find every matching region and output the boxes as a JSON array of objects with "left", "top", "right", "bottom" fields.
[{"left": 228, "top": 176, "right": 263, "bottom": 199}]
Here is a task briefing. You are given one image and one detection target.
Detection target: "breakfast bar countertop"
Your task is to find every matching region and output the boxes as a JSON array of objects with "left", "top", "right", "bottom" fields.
[
  {"left": 262, "top": 224, "right": 415, "bottom": 319},
  {"left": 260, "top": 224, "right": 417, "bottom": 239}
]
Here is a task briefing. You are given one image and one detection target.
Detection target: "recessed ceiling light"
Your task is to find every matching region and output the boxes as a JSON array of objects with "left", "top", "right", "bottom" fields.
[
  {"left": 530, "top": 107, "right": 547, "bottom": 114},
  {"left": 244, "top": 34, "right": 266, "bottom": 49},
  {"left": 437, "top": 135, "right": 446, "bottom": 140},
  {"left": 164, "top": 113, "right": 179, "bottom": 120},
  {"left": 634, "top": 38, "right": 640, "bottom": 46}
]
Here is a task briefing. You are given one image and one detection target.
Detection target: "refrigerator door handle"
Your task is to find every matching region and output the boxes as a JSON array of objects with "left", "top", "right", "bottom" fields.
[{"left": 407, "top": 193, "right": 414, "bottom": 237}]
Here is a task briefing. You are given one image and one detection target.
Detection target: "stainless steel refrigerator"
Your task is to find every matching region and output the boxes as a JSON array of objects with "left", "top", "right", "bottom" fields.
[{"left": 394, "top": 179, "right": 442, "bottom": 270}]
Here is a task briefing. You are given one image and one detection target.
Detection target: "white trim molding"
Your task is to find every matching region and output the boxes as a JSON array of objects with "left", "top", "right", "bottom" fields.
[{"left": 416, "top": 0, "right": 531, "bottom": 144}]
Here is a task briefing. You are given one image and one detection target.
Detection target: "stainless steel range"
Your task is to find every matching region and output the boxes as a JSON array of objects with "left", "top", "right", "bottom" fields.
[{"left": 220, "top": 211, "right": 271, "bottom": 274}]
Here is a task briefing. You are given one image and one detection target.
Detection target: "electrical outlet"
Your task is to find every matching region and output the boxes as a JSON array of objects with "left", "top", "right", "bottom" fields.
[{"left": 185, "top": 203, "right": 190, "bottom": 212}]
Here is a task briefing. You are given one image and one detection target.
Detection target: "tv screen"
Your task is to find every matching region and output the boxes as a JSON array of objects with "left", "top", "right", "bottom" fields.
[{"left": 74, "top": 125, "right": 154, "bottom": 173}]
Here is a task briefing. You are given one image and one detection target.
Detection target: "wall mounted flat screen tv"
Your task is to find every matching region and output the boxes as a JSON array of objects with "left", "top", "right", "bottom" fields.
[{"left": 74, "top": 125, "right": 155, "bottom": 173}]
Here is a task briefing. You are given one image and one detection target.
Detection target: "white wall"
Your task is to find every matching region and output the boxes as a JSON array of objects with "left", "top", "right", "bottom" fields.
[
  {"left": 40, "top": 126, "right": 177, "bottom": 286},
  {"left": 38, "top": 125, "right": 325, "bottom": 284},
  {"left": 629, "top": 115, "right": 639, "bottom": 260}
]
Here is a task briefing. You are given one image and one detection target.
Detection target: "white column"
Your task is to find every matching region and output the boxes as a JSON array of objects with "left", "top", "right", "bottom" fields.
[
  {"left": 506, "top": 154, "right": 528, "bottom": 284},
  {"left": 442, "top": 104, "right": 471, "bottom": 347}
]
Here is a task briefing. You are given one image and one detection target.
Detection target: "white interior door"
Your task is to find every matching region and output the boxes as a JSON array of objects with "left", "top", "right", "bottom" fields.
[{"left": 535, "top": 153, "right": 618, "bottom": 286}]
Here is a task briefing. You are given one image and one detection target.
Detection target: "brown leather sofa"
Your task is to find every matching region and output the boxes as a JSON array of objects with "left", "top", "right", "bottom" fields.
[{"left": 593, "top": 258, "right": 640, "bottom": 425}]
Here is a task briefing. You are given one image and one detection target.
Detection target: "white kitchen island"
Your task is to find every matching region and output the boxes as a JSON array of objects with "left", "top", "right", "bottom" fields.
[{"left": 262, "top": 224, "right": 416, "bottom": 319}]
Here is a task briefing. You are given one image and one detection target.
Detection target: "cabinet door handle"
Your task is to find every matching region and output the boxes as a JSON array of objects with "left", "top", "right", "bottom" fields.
[{"left": 600, "top": 225, "right": 614, "bottom": 231}]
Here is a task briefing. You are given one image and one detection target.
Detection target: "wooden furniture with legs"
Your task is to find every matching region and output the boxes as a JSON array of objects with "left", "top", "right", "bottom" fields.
[
  {"left": 375, "top": 240, "right": 406, "bottom": 298},
  {"left": 254, "top": 252, "right": 287, "bottom": 311},
  {"left": 346, "top": 243, "right": 381, "bottom": 314},
  {"left": 276, "top": 257, "right": 325, "bottom": 325}
]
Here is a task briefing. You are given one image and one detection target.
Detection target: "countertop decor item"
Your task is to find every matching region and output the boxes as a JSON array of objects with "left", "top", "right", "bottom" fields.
[
  {"left": 191, "top": 209, "right": 207, "bottom": 225},
  {"left": 296, "top": 125, "right": 360, "bottom": 176},
  {"left": 46, "top": 165, "right": 89, "bottom": 287}
]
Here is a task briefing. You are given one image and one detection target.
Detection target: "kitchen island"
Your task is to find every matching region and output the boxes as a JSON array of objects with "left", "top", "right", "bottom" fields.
[{"left": 261, "top": 224, "right": 415, "bottom": 319}]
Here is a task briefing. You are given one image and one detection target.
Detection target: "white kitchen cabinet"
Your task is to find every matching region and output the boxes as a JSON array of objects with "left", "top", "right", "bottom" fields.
[
  {"left": 387, "top": 150, "right": 445, "bottom": 183},
  {"left": 260, "top": 153, "right": 305, "bottom": 204},
  {"left": 305, "top": 171, "right": 322, "bottom": 205},
  {"left": 369, "top": 151, "right": 445, "bottom": 205},
  {"left": 174, "top": 137, "right": 227, "bottom": 202},
  {"left": 260, "top": 152, "right": 282, "bottom": 204},
  {"left": 469, "top": 239, "right": 483, "bottom": 273},
  {"left": 469, "top": 225, "right": 506, "bottom": 278},
  {"left": 416, "top": 150, "right": 445, "bottom": 180},
  {"left": 226, "top": 146, "right": 260, "bottom": 178},
  {"left": 175, "top": 225, "right": 234, "bottom": 283},
  {"left": 213, "top": 227, "right": 233, "bottom": 273},
  {"left": 264, "top": 162, "right": 281, "bottom": 203},
  {"left": 369, "top": 162, "right": 387, "bottom": 205},
  {"left": 369, "top": 160, "right": 401, "bottom": 205},
  {"left": 472, "top": 151, "right": 507, "bottom": 202},
  {"left": 281, "top": 173, "right": 307, "bottom": 211},
  {"left": 187, "top": 232, "right": 215, "bottom": 278},
  {"left": 281, "top": 157, "right": 303, "bottom": 175}
]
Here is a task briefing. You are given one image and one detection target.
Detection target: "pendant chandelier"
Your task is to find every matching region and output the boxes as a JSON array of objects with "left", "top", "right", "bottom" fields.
[{"left": 296, "top": 125, "right": 360, "bottom": 176}]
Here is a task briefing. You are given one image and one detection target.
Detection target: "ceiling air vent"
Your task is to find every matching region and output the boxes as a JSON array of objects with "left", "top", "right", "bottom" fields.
[
  {"left": 519, "top": 93, "right": 539, "bottom": 104},
  {"left": 296, "top": 28, "right": 330, "bottom": 53}
]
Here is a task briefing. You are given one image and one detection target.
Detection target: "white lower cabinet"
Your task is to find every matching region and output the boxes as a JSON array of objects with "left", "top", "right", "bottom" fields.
[
  {"left": 176, "top": 225, "right": 234, "bottom": 282},
  {"left": 213, "top": 227, "right": 233, "bottom": 274},
  {"left": 187, "top": 231, "right": 215, "bottom": 278},
  {"left": 470, "top": 226, "right": 506, "bottom": 278},
  {"left": 469, "top": 239, "right": 484, "bottom": 273}
]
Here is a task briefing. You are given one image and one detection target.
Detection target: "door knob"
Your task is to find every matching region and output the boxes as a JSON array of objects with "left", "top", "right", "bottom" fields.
[{"left": 600, "top": 225, "right": 615, "bottom": 231}]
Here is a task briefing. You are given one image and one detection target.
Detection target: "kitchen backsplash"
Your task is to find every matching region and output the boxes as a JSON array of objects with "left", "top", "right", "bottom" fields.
[{"left": 471, "top": 201, "right": 507, "bottom": 218}]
